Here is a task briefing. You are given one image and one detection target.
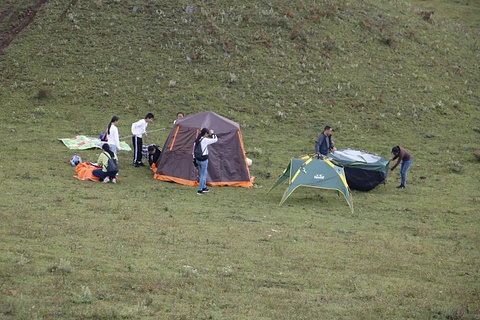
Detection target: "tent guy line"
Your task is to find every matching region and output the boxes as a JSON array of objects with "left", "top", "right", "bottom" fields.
[{"left": 119, "top": 128, "right": 166, "bottom": 140}]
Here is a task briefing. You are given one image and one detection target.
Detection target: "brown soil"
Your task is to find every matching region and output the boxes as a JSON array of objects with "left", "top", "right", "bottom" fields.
[
  {"left": 0, "top": 1, "right": 20, "bottom": 21},
  {"left": 0, "top": 0, "right": 50, "bottom": 54}
]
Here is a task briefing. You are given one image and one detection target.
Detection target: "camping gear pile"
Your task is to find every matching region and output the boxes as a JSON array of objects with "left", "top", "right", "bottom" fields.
[
  {"left": 74, "top": 162, "right": 102, "bottom": 182},
  {"left": 154, "top": 111, "right": 254, "bottom": 187}
]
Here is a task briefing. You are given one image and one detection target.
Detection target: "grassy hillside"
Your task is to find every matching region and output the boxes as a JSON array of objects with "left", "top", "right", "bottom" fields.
[{"left": 1, "top": 0, "right": 479, "bottom": 319}]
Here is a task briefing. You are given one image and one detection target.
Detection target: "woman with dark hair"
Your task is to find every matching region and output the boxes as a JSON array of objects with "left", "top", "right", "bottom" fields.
[
  {"left": 193, "top": 128, "right": 218, "bottom": 195},
  {"left": 173, "top": 111, "right": 184, "bottom": 125},
  {"left": 107, "top": 116, "right": 120, "bottom": 155},
  {"left": 93, "top": 144, "right": 119, "bottom": 183},
  {"left": 389, "top": 146, "right": 413, "bottom": 189}
]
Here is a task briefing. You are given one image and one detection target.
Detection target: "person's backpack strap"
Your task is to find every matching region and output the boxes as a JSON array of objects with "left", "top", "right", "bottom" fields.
[
  {"left": 104, "top": 152, "right": 118, "bottom": 172},
  {"left": 198, "top": 137, "right": 206, "bottom": 154},
  {"left": 101, "top": 152, "right": 109, "bottom": 171},
  {"left": 101, "top": 131, "right": 108, "bottom": 141}
]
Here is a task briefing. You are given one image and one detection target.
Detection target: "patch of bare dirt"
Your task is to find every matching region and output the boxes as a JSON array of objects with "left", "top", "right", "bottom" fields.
[{"left": 0, "top": 0, "right": 50, "bottom": 54}]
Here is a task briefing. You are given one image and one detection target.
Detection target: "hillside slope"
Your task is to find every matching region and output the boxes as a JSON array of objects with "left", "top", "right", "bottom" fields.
[
  {"left": 1, "top": 0, "right": 479, "bottom": 319},
  {"left": 2, "top": 0, "right": 479, "bottom": 142}
]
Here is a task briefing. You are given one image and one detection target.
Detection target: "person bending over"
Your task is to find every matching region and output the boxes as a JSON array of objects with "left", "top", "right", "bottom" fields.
[
  {"left": 148, "top": 145, "right": 162, "bottom": 167},
  {"left": 389, "top": 146, "right": 413, "bottom": 189}
]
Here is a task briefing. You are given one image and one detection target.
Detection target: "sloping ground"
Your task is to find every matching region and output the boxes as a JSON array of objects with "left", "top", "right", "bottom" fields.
[
  {"left": 0, "top": 0, "right": 479, "bottom": 319},
  {"left": 0, "top": 0, "right": 50, "bottom": 53},
  {"left": 406, "top": 0, "right": 480, "bottom": 32},
  {"left": 1, "top": 0, "right": 478, "bottom": 144}
]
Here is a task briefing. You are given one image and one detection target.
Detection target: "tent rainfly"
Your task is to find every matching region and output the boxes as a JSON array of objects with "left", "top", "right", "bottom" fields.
[
  {"left": 269, "top": 156, "right": 353, "bottom": 212},
  {"left": 327, "top": 149, "right": 389, "bottom": 191},
  {"left": 154, "top": 111, "right": 254, "bottom": 187}
]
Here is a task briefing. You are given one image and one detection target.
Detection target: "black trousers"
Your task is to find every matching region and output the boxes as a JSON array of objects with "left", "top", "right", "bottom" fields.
[{"left": 132, "top": 136, "right": 143, "bottom": 164}]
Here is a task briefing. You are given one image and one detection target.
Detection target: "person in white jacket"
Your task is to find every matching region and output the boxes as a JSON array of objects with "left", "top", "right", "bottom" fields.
[
  {"left": 131, "top": 113, "right": 154, "bottom": 167},
  {"left": 106, "top": 116, "right": 120, "bottom": 155},
  {"left": 193, "top": 128, "right": 218, "bottom": 195}
]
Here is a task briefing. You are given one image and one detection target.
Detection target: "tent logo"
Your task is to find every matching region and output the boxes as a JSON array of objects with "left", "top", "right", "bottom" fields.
[{"left": 314, "top": 174, "right": 325, "bottom": 180}]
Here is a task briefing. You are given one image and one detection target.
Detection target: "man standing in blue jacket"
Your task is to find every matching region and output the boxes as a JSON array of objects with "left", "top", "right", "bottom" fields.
[{"left": 315, "top": 125, "right": 336, "bottom": 158}]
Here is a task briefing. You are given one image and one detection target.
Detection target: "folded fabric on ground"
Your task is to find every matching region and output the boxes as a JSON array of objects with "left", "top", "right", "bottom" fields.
[
  {"left": 60, "top": 135, "right": 131, "bottom": 151},
  {"left": 74, "top": 162, "right": 101, "bottom": 181}
]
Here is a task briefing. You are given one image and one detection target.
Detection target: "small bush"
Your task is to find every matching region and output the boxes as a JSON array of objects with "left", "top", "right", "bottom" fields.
[
  {"left": 246, "top": 147, "right": 262, "bottom": 157},
  {"left": 424, "top": 132, "right": 437, "bottom": 138},
  {"left": 18, "top": 254, "right": 30, "bottom": 266},
  {"left": 73, "top": 286, "right": 93, "bottom": 304},
  {"left": 446, "top": 160, "right": 464, "bottom": 174},
  {"left": 473, "top": 150, "right": 480, "bottom": 162},
  {"left": 36, "top": 88, "right": 52, "bottom": 100},
  {"left": 183, "top": 265, "right": 197, "bottom": 277},
  {"left": 382, "top": 36, "right": 394, "bottom": 46},
  {"left": 408, "top": 29, "right": 416, "bottom": 39}
]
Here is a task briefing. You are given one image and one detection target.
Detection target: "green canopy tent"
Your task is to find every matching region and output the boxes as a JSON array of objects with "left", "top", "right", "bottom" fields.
[{"left": 269, "top": 157, "right": 353, "bottom": 212}]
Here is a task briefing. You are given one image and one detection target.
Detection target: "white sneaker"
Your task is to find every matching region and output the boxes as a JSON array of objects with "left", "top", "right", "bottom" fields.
[
  {"left": 111, "top": 178, "right": 117, "bottom": 184},
  {"left": 103, "top": 177, "right": 110, "bottom": 183}
]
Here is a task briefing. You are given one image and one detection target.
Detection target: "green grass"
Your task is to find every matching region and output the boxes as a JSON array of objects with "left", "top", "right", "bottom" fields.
[{"left": 1, "top": 0, "right": 480, "bottom": 318}]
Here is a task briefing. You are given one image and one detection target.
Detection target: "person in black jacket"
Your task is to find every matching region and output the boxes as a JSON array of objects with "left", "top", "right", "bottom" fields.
[
  {"left": 148, "top": 145, "right": 162, "bottom": 167},
  {"left": 315, "top": 125, "right": 336, "bottom": 158}
]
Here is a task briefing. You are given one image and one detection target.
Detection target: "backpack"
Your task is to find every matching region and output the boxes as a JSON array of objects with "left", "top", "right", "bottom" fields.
[
  {"left": 70, "top": 154, "right": 82, "bottom": 167},
  {"left": 100, "top": 131, "right": 108, "bottom": 142},
  {"left": 104, "top": 152, "right": 118, "bottom": 172},
  {"left": 194, "top": 138, "right": 207, "bottom": 161}
]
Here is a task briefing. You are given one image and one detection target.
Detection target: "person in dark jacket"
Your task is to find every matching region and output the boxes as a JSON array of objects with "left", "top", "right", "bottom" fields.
[
  {"left": 389, "top": 146, "right": 413, "bottom": 189},
  {"left": 148, "top": 145, "right": 162, "bottom": 167},
  {"left": 315, "top": 125, "right": 336, "bottom": 158}
]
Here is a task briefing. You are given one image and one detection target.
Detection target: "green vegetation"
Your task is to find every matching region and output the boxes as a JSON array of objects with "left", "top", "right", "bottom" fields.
[{"left": 1, "top": 0, "right": 479, "bottom": 318}]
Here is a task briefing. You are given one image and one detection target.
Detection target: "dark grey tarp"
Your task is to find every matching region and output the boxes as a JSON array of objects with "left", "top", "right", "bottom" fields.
[{"left": 327, "top": 149, "right": 389, "bottom": 191}]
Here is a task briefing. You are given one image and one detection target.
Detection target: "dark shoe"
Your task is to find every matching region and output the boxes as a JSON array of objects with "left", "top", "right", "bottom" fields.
[
  {"left": 197, "top": 191, "right": 204, "bottom": 195},
  {"left": 202, "top": 188, "right": 210, "bottom": 193},
  {"left": 397, "top": 185, "right": 405, "bottom": 189},
  {"left": 138, "top": 162, "right": 145, "bottom": 167},
  {"left": 134, "top": 163, "right": 140, "bottom": 167}
]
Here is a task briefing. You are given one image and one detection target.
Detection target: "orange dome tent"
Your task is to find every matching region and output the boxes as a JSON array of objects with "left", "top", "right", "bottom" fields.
[{"left": 154, "top": 111, "right": 254, "bottom": 187}]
